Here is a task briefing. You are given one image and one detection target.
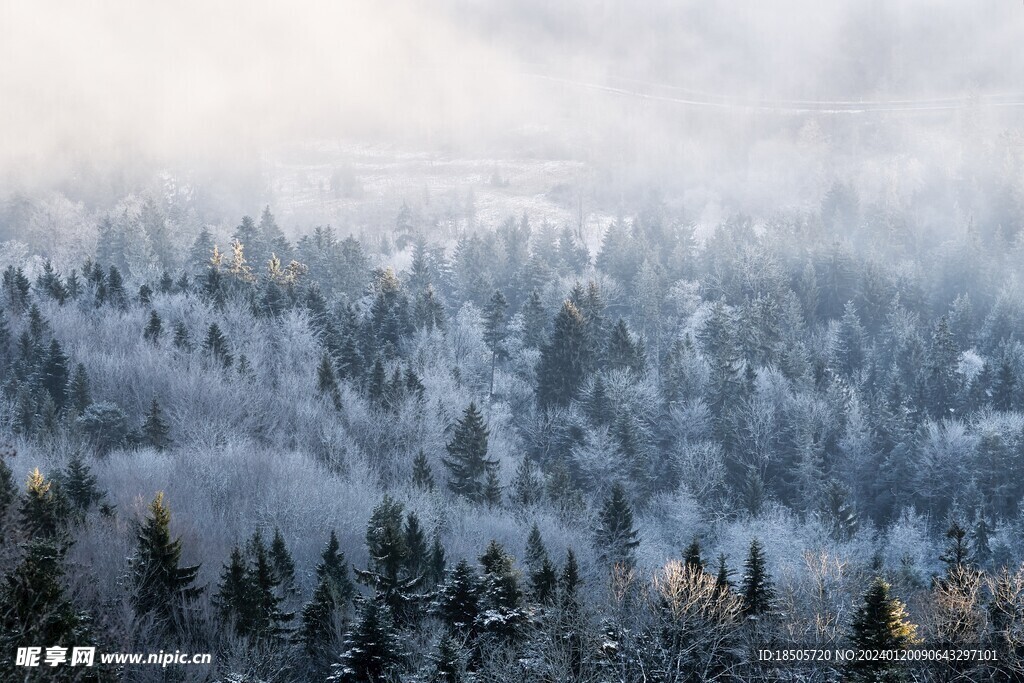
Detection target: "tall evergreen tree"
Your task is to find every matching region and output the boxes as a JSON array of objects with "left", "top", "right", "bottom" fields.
[
  {"left": 411, "top": 449, "right": 435, "bottom": 491},
  {"left": 20, "top": 468, "right": 67, "bottom": 538},
  {"left": 143, "top": 309, "right": 162, "bottom": 343},
  {"left": 536, "top": 301, "right": 589, "bottom": 408},
  {"left": 130, "top": 492, "right": 202, "bottom": 635},
  {"left": 848, "top": 578, "right": 918, "bottom": 682},
  {"left": 142, "top": 397, "right": 171, "bottom": 450},
  {"left": 740, "top": 538, "right": 775, "bottom": 618},
  {"left": 270, "top": 527, "right": 297, "bottom": 595},
  {"left": 331, "top": 597, "right": 404, "bottom": 683},
  {"left": 203, "top": 322, "right": 232, "bottom": 368},
  {"left": 443, "top": 403, "right": 497, "bottom": 503},
  {"left": 483, "top": 289, "right": 509, "bottom": 398},
  {"left": 595, "top": 482, "right": 640, "bottom": 569},
  {"left": 435, "top": 558, "right": 481, "bottom": 634}
]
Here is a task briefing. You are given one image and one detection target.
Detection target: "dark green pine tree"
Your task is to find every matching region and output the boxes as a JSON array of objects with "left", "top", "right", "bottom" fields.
[
  {"left": 356, "top": 496, "right": 422, "bottom": 624},
  {"left": 20, "top": 468, "right": 68, "bottom": 538},
  {"left": 972, "top": 513, "right": 992, "bottom": 569},
  {"left": 0, "top": 453, "right": 14, "bottom": 533},
  {"left": 483, "top": 470, "right": 503, "bottom": 508},
  {"left": 172, "top": 321, "right": 192, "bottom": 352},
  {"left": 42, "top": 338, "right": 70, "bottom": 411},
  {"left": 106, "top": 266, "right": 127, "bottom": 308},
  {"left": 404, "top": 511, "right": 429, "bottom": 579},
  {"left": 683, "top": 537, "right": 705, "bottom": 573},
  {"left": 595, "top": 482, "right": 640, "bottom": 569},
  {"left": 478, "top": 540, "right": 525, "bottom": 639},
  {"left": 714, "top": 553, "right": 734, "bottom": 597},
  {"left": 0, "top": 539, "right": 88, "bottom": 660},
  {"left": 143, "top": 309, "right": 162, "bottom": 343},
  {"left": 606, "top": 318, "right": 645, "bottom": 374},
  {"left": 560, "top": 549, "right": 581, "bottom": 608},
  {"left": 142, "top": 398, "right": 171, "bottom": 450},
  {"left": 483, "top": 289, "right": 509, "bottom": 398},
  {"left": 521, "top": 289, "right": 548, "bottom": 349},
  {"left": 333, "top": 597, "right": 404, "bottom": 683},
  {"left": 319, "top": 531, "right": 355, "bottom": 608},
  {"left": 244, "top": 531, "right": 294, "bottom": 640},
  {"left": 316, "top": 351, "right": 342, "bottom": 410},
  {"left": 270, "top": 527, "right": 297, "bottom": 595},
  {"left": 536, "top": 300, "right": 589, "bottom": 409},
  {"left": 848, "top": 578, "right": 918, "bottom": 683},
  {"left": 524, "top": 522, "right": 548, "bottom": 574},
  {"left": 430, "top": 634, "right": 466, "bottom": 683},
  {"left": 188, "top": 226, "right": 216, "bottom": 275},
  {"left": 411, "top": 449, "right": 435, "bottom": 491},
  {"left": 428, "top": 533, "right": 447, "bottom": 587},
  {"left": 510, "top": 458, "right": 543, "bottom": 508},
  {"left": 740, "top": 538, "right": 775, "bottom": 618},
  {"left": 940, "top": 520, "right": 973, "bottom": 583},
  {"left": 367, "top": 357, "right": 387, "bottom": 409},
  {"left": 435, "top": 558, "right": 481, "bottom": 633},
  {"left": 586, "top": 375, "right": 613, "bottom": 427},
  {"left": 59, "top": 454, "right": 104, "bottom": 515},
  {"left": 214, "top": 546, "right": 248, "bottom": 635},
  {"left": 131, "top": 492, "right": 202, "bottom": 635},
  {"left": 203, "top": 323, "right": 233, "bottom": 368},
  {"left": 300, "top": 574, "right": 341, "bottom": 660},
  {"left": 443, "top": 402, "right": 498, "bottom": 503},
  {"left": 532, "top": 555, "right": 558, "bottom": 605},
  {"left": 138, "top": 284, "right": 153, "bottom": 306}
]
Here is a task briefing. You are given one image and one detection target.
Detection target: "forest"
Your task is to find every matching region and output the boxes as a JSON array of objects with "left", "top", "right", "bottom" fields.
[{"left": 1, "top": 177, "right": 1024, "bottom": 683}]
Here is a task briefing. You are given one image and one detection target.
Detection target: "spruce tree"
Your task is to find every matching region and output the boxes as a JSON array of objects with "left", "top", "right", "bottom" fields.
[
  {"left": 404, "top": 511, "right": 429, "bottom": 578},
  {"left": 940, "top": 520, "right": 973, "bottom": 581},
  {"left": 316, "top": 351, "right": 342, "bottom": 410},
  {"left": 300, "top": 574, "right": 341, "bottom": 660},
  {"left": 270, "top": 527, "right": 297, "bottom": 595},
  {"left": 332, "top": 597, "right": 404, "bottom": 683},
  {"left": 478, "top": 540, "right": 525, "bottom": 639},
  {"left": 435, "top": 558, "right": 481, "bottom": 633},
  {"left": 214, "top": 546, "right": 248, "bottom": 634},
  {"left": 203, "top": 323, "right": 232, "bottom": 367},
  {"left": 848, "top": 578, "right": 918, "bottom": 682},
  {"left": 430, "top": 634, "right": 466, "bottom": 683},
  {"left": 483, "top": 289, "right": 509, "bottom": 398},
  {"left": 143, "top": 309, "right": 162, "bottom": 343},
  {"left": 318, "top": 531, "right": 355, "bottom": 608},
  {"left": 428, "top": 533, "right": 447, "bottom": 587},
  {"left": 714, "top": 553, "right": 734, "bottom": 597},
  {"left": 683, "top": 538, "right": 705, "bottom": 573},
  {"left": 740, "top": 538, "right": 775, "bottom": 617},
  {"left": 524, "top": 522, "right": 548, "bottom": 573},
  {"left": 142, "top": 397, "right": 171, "bottom": 450},
  {"left": 510, "top": 458, "right": 543, "bottom": 508},
  {"left": 172, "top": 321, "right": 192, "bottom": 352},
  {"left": 244, "top": 531, "right": 294, "bottom": 640},
  {"left": 356, "top": 496, "right": 422, "bottom": 623},
  {"left": 561, "top": 549, "right": 581, "bottom": 608},
  {"left": 411, "top": 449, "right": 435, "bottom": 491},
  {"left": 59, "top": 454, "right": 103, "bottom": 515},
  {"left": 20, "top": 468, "right": 67, "bottom": 538},
  {"left": 42, "top": 338, "right": 70, "bottom": 411},
  {"left": 0, "top": 452, "right": 14, "bottom": 533},
  {"left": 483, "top": 470, "right": 503, "bottom": 508},
  {"left": 606, "top": 318, "right": 645, "bottom": 374},
  {"left": 521, "top": 289, "right": 548, "bottom": 348},
  {"left": 532, "top": 555, "right": 558, "bottom": 605},
  {"left": 536, "top": 300, "right": 589, "bottom": 408},
  {"left": 131, "top": 492, "right": 202, "bottom": 635},
  {"left": 595, "top": 482, "right": 640, "bottom": 569},
  {"left": 443, "top": 402, "right": 498, "bottom": 503}
]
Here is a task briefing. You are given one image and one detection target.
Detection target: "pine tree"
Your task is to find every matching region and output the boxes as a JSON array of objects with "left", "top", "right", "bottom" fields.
[
  {"left": 532, "top": 555, "right": 558, "bottom": 605},
  {"left": 319, "top": 531, "right": 355, "bottom": 608},
  {"left": 536, "top": 301, "right": 589, "bottom": 408},
  {"left": 430, "top": 634, "right": 466, "bottom": 683},
  {"left": 606, "top": 318, "right": 645, "bottom": 374},
  {"left": 478, "top": 540, "right": 524, "bottom": 639},
  {"left": 214, "top": 546, "right": 248, "bottom": 634},
  {"left": 172, "top": 321, "right": 192, "bottom": 351},
  {"left": 561, "top": 549, "right": 581, "bottom": 608},
  {"left": 714, "top": 554, "right": 734, "bottom": 597},
  {"left": 428, "top": 533, "right": 447, "bottom": 587},
  {"left": 443, "top": 402, "right": 498, "bottom": 503},
  {"left": 42, "top": 338, "right": 69, "bottom": 411},
  {"left": 203, "top": 322, "right": 232, "bottom": 368},
  {"left": 66, "top": 364, "right": 90, "bottom": 415},
  {"left": 142, "top": 398, "right": 171, "bottom": 450},
  {"left": 524, "top": 522, "right": 548, "bottom": 574},
  {"left": 411, "top": 449, "right": 435, "bottom": 491},
  {"left": 59, "top": 454, "right": 103, "bottom": 515},
  {"left": 740, "top": 538, "right": 775, "bottom": 617},
  {"left": 316, "top": 351, "right": 342, "bottom": 409},
  {"left": 683, "top": 538, "right": 705, "bottom": 573},
  {"left": 404, "top": 511, "right": 429, "bottom": 579},
  {"left": 435, "top": 558, "right": 481, "bottom": 633},
  {"left": 848, "top": 578, "right": 918, "bottom": 682},
  {"left": 270, "top": 527, "right": 297, "bottom": 595},
  {"left": 483, "top": 289, "right": 509, "bottom": 398},
  {"left": 484, "top": 470, "right": 503, "bottom": 508},
  {"left": 244, "top": 531, "right": 294, "bottom": 640},
  {"left": 510, "top": 458, "right": 543, "bottom": 508},
  {"left": 972, "top": 513, "right": 992, "bottom": 569},
  {"left": 521, "top": 289, "right": 548, "bottom": 348},
  {"left": 595, "top": 482, "right": 640, "bottom": 569},
  {"left": 20, "top": 468, "right": 67, "bottom": 538},
  {"left": 940, "top": 520, "right": 974, "bottom": 583},
  {"left": 356, "top": 496, "right": 422, "bottom": 624},
  {"left": 106, "top": 266, "right": 127, "bottom": 308},
  {"left": 143, "top": 309, "right": 162, "bottom": 343},
  {"left": 131, "top": 492, "right": 202, "bottom": 635},
  {"left": 332, "top": 597, "right": 404, "bottom": 683},
  {"left": 0, "top": 452, "right": 14, "bottom": 533},
  {"left": 0, "top": 539, "right": 88, "bottom": 657}
]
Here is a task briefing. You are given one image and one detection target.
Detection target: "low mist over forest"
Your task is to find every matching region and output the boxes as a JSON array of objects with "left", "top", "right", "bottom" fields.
[{"left": 3, "top": 1, "right": 1024, "bottom": 682}]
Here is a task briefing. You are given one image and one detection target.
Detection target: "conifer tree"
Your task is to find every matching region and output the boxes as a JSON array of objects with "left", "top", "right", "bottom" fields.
[
  {"left": 606, "top": 318, "right": 645, "bottom": 374},
  {"left": 142, "top": 397, "right": 171, "bottom": 450},
  {"left": 0, "top": 539, "right": 88, "bottom": 658},
  {"left": 203, "top": 323, "right": 232, "bottom": 367},
  {"left": 404, "top": 511, "right": 428, "bottom": 578},
  {"left": 435, "top": 558, "right": 481, "bottom": 633},
  {"left": 524, "top": 522, "right": 548, "bottom": 574},
  {"left": 536, "top": 300, "right": 589, "bottom": 408},
  {"left": 0, "top": 452, "right": 14, "bottom": 532},
  {"left": 131, "top": 492, "right": 202, "bottom": 635},
  {"left": 332, "top": 597, "right": 404, "bottom": 683},
  {"left": 595, "top": 482, "right": 640, "bottom": 569},
  {"left": 740, "top": 538, "right": 775, "bottom": 617},
  {"left": 532, "top": 555, "right": 558, "bottom": 605},
  {"left": 972, "top": 513, "right": 992, "bottom": 569},
  {"left": 521, "top": 289, "right": 548, "bottom": 348},
  {"left": 483, "top": 470, "right": 503, "bottom": 508},
  {"left": 300, "top": 574, "right": 342, "bottom": 661},
  {"left": 20, "top": 468, "right": 67, "bottom": 538},
  {"left": 430, "top": 634, "right": 466, "bottom": 683},
  {"left": 106, "top": 266, "right": 127, "bottom": 308},
  {"left": 483, "top": 289, "right": 509, "bottom": 398},
  {"left": 59, "top": 454, "right": 103, "bottom": 515},
  {"left": 443, "top": 402, "right": 498, "bottom": 503},
  {"left": 714, "top": 554, "right": 734, "bottom": 597},
  {"left": 270, "top": 527, "right": 297, "bottom": 595},
  {"left": 561, "top": 549, "right": 581, "bottom": 608},
  {"left": 244, "top": 531, "right": 294, "bottom": 640},
  {"left": 356, "top": 496, "right": 422, "bottom": 623},
  {"left": 411, "top": 449, "right": 435, "bottom": 491},
  {"left": 143, "top": 309, "right": 162, "bottom": 343},
  {"left": 510, "top": 458, "right": 543, "bottom": 508},
  {"left": 42, "top": 338, "right": 69, "bottom": 411},
  {"left": 214, "top": 546, "right": 248, "bottom": 634},
  {"left": 683, "top": 538, "right": 705, "bottom": 573},
  {"left": 172, "top": 321, "right": 192, "bottom": 352},
  {"left": 428, "top": 533, "right": 447, "bottom": 587},
  {"left": 319, "top": 530, "right": 355, "bottom": 608},
  {"left": 848, "top": 578, "right": 918, "bottom": 682},
  {"left": 316, "top": 351, "right": 342, "bottom": 409},
  {"left": 478, "top": 540, "right": 525, "bottom": 639}
]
